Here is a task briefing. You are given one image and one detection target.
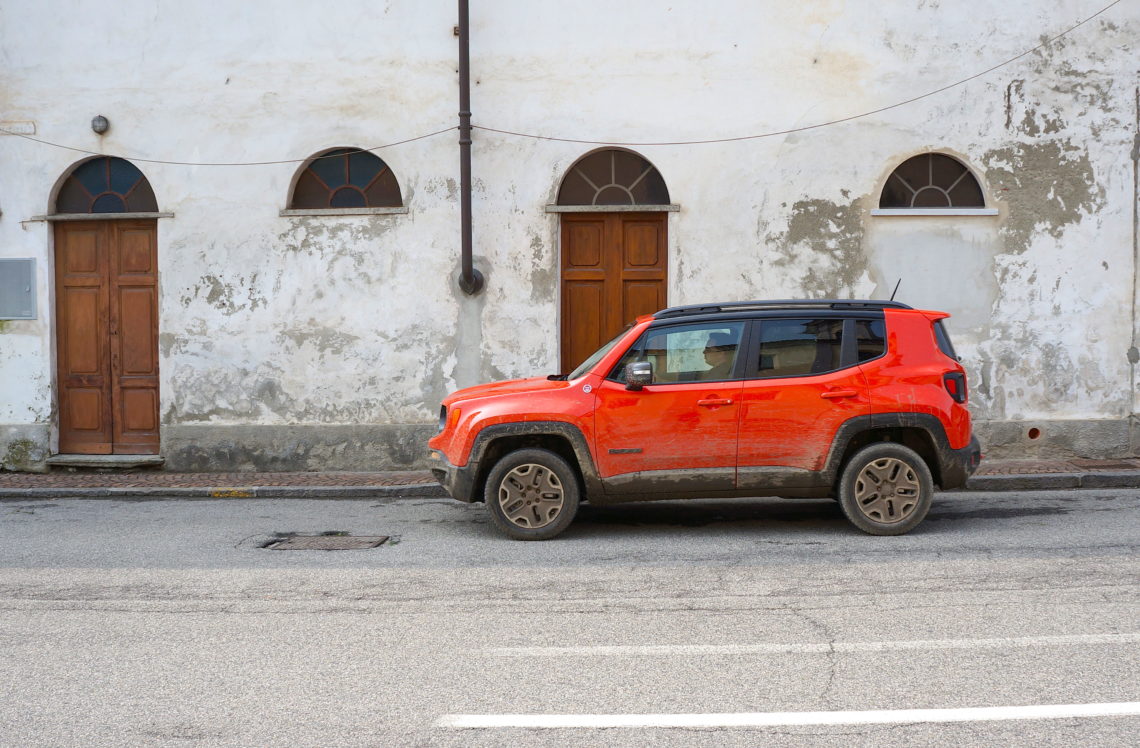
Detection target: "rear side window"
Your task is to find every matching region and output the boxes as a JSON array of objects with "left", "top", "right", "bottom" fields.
[
  {"left": 855, "top": 319, "right": 886, "bottom": 362},
  {"left": 757, "top": 318, "right": 844, "bottom": 378},
  {"left": 934, "top": 320, "right": 958, "bottom": 360}
]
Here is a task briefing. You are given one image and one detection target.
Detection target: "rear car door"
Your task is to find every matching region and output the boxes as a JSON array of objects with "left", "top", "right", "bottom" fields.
[
  {"left": 593, "top": 320, "right": 747, "bottom": 493},
  {"left": 736, "top": 316, "right": 871, "bottom": 490}
]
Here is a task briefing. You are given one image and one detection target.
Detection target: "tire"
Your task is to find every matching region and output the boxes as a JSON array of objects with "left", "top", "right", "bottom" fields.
[
  {"left": 837, "top": 443, "right": 934, "bottom": 536},
  {"left": 483, "top": 448, "right": 581, "bottom": 540}
]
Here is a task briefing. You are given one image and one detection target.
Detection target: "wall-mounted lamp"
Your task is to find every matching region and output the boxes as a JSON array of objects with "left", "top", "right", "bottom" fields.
[{"left": 91, "top": 115, "right": 109, "bottom": 134}]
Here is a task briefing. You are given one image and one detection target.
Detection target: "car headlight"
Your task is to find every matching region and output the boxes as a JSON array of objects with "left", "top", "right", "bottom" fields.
[{"left": 438, "top": 405, "right": 448, "bottom": 432}]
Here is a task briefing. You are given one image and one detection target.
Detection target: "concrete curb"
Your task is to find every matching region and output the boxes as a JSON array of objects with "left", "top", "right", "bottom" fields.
[
  {"left": 961, "top": 471, "right": 1140, "bottom": 491},
  {"left": 0, "top": 484, "right": 450, "bottom": 500}
]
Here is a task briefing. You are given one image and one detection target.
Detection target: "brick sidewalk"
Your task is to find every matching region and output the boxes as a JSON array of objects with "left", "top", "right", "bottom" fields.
[{"left": 0, "top": 470, "right": 437, "bottom": 488}]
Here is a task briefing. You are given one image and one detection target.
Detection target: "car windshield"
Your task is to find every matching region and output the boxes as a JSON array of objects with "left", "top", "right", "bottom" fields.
[{"left": 566, "top": 330, "right": 628, "bottom": 380}]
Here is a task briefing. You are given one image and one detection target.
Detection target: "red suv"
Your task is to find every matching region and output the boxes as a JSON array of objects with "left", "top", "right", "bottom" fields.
[{"left": 429, "top": 300, "right": 981, "bottom": 540}]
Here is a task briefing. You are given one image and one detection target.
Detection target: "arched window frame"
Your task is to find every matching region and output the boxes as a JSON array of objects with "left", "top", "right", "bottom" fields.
[
  {"left": 44, "top": 156, "right": 169, "bottom": 221},
  {"left": 872, "top": 151, "right": 997, "bottom": 217},
  {"left": 281, "top": 147, "right": 408, "bottom": 217},
  {"left": 546, "top": 148, "right": 679, "bottom": 213}
]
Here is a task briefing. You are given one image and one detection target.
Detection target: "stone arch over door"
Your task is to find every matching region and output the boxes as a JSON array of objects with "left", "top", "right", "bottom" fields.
[
  {"left": 554, "top": 149, "right": 674, "bottom": 372},
  {"left": 51, "top": 157, "right": 161, "bottom": 455}
]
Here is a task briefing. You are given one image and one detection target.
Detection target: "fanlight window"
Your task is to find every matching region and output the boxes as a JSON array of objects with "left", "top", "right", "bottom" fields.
[
  {"left": 879, "top": 154, "right": 985, "bottom": 209},
  {"left": 55, "top": 157, "right": 158, "bottom": 214},
  {"left": 557, "top": 149, "right": 670, "bottom": 206},
  {"left": 290, "top": 148, "right": 402, "bottom": 209}
]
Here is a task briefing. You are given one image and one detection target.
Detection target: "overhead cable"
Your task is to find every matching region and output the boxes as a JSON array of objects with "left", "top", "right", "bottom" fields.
[{"left": 0, "top": 126, "right": 458, "bottom": 167}]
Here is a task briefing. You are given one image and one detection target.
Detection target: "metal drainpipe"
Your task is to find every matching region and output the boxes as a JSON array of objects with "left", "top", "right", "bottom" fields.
[{"left": 457, "top": 0, "right": 484, "bottom": 295}]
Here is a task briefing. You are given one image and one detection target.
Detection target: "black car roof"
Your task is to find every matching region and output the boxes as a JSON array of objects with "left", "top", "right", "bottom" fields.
[{"left": 653, "top": 299, "right": 911, "bottom": 320}]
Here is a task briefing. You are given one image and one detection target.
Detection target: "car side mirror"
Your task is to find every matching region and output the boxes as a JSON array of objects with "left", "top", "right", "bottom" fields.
[{"left": 624, "top": 361, "right": 652, "bottom": 390}]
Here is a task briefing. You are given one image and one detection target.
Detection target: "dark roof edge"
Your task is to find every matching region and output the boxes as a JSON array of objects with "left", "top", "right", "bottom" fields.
[{"left": 654, "top": 299, "right": 913, "bottom": 319}]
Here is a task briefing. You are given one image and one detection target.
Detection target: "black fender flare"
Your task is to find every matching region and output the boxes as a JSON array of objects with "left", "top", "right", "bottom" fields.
[
  {"left": 822, "top": 413, "right": 962, "bottom": 488},
  {"left": 466, "top": 421, "right": 604, "bottom": 501}
]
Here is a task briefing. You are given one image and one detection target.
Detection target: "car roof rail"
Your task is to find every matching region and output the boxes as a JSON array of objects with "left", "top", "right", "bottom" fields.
[{"left": 654, "top": 299, "right": 914, "bottom": 318}]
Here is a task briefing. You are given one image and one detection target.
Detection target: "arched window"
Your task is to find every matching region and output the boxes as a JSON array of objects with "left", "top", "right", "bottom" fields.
[
  {"left": 557, "top": 149, "right": 669, "bottom": 206},
  {"left": 290, "top": 148, "right": 402, "bottom": 209},
  {"left": 879, "top": 153, "right": 985, "bottom": 209},
  {"left": 54, "top": 157, "right": 158, "bottom": 214}
]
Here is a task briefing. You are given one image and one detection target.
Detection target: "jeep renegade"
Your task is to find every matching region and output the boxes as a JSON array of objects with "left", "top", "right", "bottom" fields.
[{"left": 429, "top": 300, "right": 982, "bottom": 540}]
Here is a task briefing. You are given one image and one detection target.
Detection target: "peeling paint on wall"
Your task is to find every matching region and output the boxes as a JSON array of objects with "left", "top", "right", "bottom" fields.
[
  {"left": 764, "top": 197, "right": 870, "bottom": 298},
  {"left": 983, "top": 140, "right": 1106, "bottom": 254}
]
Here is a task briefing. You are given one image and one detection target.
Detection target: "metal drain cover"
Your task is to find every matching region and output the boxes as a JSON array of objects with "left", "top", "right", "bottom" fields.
[{"left": 266, "top": 535, "right": 389, "bottom": 551}]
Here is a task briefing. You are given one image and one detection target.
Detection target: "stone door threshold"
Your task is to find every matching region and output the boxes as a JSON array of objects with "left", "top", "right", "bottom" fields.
[{"left": 47, "top": 454, "right": 165, "bottom": 469}]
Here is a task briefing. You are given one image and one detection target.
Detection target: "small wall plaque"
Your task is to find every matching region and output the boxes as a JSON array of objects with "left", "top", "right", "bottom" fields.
[{"left": 0, "top": 259, "right": 36, "bottom": 319}]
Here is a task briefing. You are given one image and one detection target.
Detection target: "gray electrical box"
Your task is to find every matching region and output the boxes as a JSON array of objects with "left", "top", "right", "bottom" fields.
[{"left": 0, "top": 259, "right": 36, "bottom": 320}]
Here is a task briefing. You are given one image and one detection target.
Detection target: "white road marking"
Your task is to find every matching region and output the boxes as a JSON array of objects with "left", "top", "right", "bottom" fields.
[
  {"left": 485, "top": 632, "right": 1140, "bottom": 657},
  {"left": 437, "top": 702, "right": 1140, "bottom": 729}
]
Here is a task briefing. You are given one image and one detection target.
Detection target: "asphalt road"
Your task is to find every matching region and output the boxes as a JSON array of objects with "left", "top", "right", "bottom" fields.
[{"left": 0, "top": 488, "right": 1137, "bottom": 746}]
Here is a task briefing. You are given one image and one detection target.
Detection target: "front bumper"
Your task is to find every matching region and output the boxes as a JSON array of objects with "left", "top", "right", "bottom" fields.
[
  {"left": 430, "top": 450, "right": 479, "bottom": 503},
  {"left": 939, "top": 435, "right": 982, "bottom": 489}
]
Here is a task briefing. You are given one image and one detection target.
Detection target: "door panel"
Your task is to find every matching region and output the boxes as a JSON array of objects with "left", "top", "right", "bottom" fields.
[
  {"left": 594, "top": 378, "right": 742, "bottom": 492},
  {"left": 736, "top": 318, "right": 869, "bottom": 487},
  {"left": 561, "top": 212, "right": 667, "bottom": 372},
  {"left": 593, "top": 320, "right": 746, "bottom": 494},
  {"left": 55, "top": 220, "right": 159, "bottom": 455},
  {"left": 56, "top": 223, "right": 113, "bottom": 453},
  {"left": 109, "top": 221, "right": 160, "bottom": 453}
]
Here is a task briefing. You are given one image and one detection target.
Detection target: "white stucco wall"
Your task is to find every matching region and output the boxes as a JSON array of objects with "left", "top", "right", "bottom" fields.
[{"left": 1, "top": 0, "right": 1137, "bottom": 468}]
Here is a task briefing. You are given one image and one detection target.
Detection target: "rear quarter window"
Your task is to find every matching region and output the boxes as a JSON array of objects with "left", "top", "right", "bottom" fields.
[
  {"left": 934, "top": 320, "right": 958, "bottom": 360},
  {"left": 855, "top": 319, "right": 886, "bottom": 362}
]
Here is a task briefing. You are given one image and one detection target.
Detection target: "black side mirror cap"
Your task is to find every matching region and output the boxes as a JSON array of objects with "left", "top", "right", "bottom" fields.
[{"left": 624, "top": 361, "right": 652, "bottom": 390}]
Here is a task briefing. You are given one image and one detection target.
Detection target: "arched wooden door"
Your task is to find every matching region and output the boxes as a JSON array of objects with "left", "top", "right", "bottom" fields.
[
  {"left": 557, "top": 149, "right": 671, "bottom": 372},
  {"left": 53, "top": 158, "right": 160, "bottom": 454}
]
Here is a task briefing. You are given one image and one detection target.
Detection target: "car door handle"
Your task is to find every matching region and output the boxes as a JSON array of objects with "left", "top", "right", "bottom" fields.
[
  {"left": 821, "top": 390, "right": 858, "bottom": 399},
  {"left": 697, "top": 397, "right": 734, "bottom": 407}
]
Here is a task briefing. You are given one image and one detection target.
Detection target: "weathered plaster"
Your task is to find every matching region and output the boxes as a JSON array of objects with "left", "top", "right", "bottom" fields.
[
  {"left": 982, "top": 140, "right": 1106, "bottom": 254},
  {"left": 0, "top": 425, "right": 49, "bottom": 472},
  {"left": 2, "top": 0, "right": 1138, "bottom": 469}
]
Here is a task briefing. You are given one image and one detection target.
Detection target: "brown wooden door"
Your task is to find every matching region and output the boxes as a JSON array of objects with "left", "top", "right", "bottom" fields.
[
  {"left": 560, "top": 212, "right": 667, "bottom": 372},
  {"left": 55, "top": 220, "right": 160, "bottom": 454}
]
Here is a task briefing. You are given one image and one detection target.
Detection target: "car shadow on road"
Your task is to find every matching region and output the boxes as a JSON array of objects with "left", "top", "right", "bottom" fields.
[{"left": 573, "top": 498, "right": 846, "bottom": 531}]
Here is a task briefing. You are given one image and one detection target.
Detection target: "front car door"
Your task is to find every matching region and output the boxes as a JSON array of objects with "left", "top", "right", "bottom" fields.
[
  {"left": 593, "top": 320, "right": 747, "bottom": 495},
  {"left": 736, "top": 315, "right": 870, "bottom": 490}
]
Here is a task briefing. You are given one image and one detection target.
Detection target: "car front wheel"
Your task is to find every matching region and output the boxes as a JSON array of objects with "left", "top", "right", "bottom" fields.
[
  {"left": 838, "top": 443, "right": 933, "bottom": 535},
  {"left": 484, "top": 448, "right": 581, "bottom": 540}
]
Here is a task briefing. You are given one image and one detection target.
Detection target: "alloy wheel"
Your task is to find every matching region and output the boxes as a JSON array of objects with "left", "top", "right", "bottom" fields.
[
  {"left": 498, "top": 463, "right": 565, "bottom": 529},
  {"left": 854, "top": 456, "right": 921, "bottom": 524}
]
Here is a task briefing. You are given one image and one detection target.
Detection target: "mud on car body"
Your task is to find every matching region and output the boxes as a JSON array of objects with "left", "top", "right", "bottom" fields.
[{"left": 429, "top": 300, "right": 982, "bottom": 540}]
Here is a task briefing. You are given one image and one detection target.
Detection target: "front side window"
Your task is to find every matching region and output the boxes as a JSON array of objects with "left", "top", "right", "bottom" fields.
[
  {"left": 613, "top": 321, "right": 745, "bottom": 383},
  {"left": 757, "top": 318, "right": 845, "bottom": 378}
]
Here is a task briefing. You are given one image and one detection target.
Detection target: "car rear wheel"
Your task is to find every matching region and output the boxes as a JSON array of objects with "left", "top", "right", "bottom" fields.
[
  {"left": 838, "top": 443, "right": 933, "bottom": 535},
  {"left": 484, "top": 448, "right": 580, "bottom": 540}
]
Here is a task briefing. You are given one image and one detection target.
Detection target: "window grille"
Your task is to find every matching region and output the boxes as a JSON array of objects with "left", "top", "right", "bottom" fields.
[
  {"left": 55, "top": 157, "right": 158, "bottom": 214},
  {"left": 557, "top": 149, "right": 669, "bottom": 206},
  {"left": 290, "top": 148, "right": 402, "bottom": 209},
  {"left": 879, "top": 154, "right": 984, "bottom": 209}
]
